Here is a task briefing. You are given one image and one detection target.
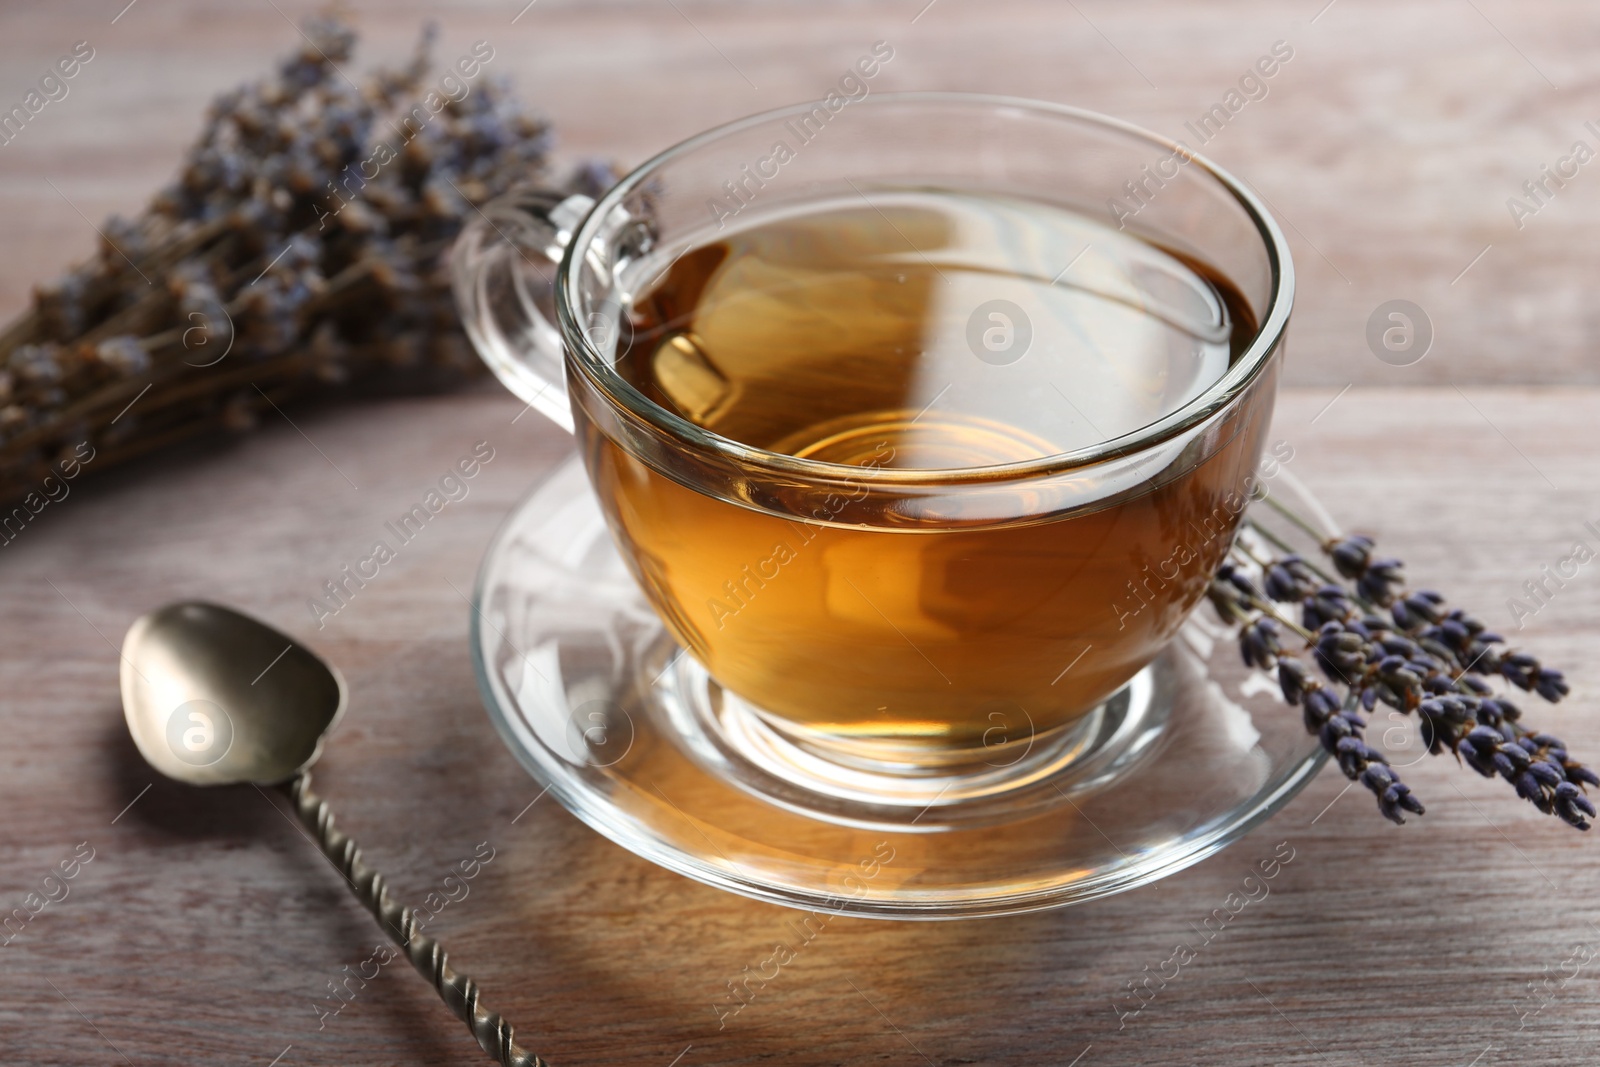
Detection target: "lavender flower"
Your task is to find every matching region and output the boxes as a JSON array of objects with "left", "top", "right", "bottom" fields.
[
  {"left": 1263, "top": 554, "right": 1318, "bottom": 603},
  {"left": 1217, "top": 514, "right": 1596, "bottom": 831},
  {"left": 1327, "top": 534, "right": 1407, "bottom": 605},
  {"left": 1240, "top": 617, "right": 1283, "bottom": 671},
  {"left": 1273, "top": 657, "right": 1422, "bottom": 824}
]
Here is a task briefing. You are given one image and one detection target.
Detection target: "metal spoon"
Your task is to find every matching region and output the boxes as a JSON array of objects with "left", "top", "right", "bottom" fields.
[{"left": 120, "top": 601, "right": 546, "bottom": 1067}]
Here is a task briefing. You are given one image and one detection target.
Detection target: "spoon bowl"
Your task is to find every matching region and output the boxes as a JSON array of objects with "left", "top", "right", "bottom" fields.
[{"left": 120, "top": 601, "right": 345, "bottom": 786}]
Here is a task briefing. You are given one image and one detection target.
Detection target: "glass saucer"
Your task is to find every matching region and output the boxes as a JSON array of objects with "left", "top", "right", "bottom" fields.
[{"left": 469, "top": 454, "right": 1329, "bottom": 919}]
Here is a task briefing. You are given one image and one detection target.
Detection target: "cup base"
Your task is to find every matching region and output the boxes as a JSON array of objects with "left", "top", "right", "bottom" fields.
[
  {"left": 656, "top": 648, "right": 1163, "bottom": 829},
  {"left": 470, "top": 453, "right": 1330, "bottom": 918}
]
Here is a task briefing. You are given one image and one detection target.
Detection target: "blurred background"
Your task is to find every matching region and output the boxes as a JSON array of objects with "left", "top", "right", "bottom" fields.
[{"left": 5, "top": 0, "right": 1598, "bottom": 386}]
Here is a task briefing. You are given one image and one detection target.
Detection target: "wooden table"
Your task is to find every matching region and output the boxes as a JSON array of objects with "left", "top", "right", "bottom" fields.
[{"left": 3, "top": 3, "right": 1597, "bottom": 1065}]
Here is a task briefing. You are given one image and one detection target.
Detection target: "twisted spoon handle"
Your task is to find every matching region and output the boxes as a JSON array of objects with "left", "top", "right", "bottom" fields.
[{"left": 284, "top": 772, "right": 549, "bottom": 1067}]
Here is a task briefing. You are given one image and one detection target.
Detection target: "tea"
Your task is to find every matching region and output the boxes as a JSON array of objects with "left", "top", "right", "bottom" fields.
[{"left": 582, "top": 190, "right": 1267, "bottom": 748}]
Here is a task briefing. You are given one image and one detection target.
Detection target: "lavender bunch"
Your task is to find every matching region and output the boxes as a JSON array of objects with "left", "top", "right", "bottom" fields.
[
  {"left": 0, "top": 12, "right": 609, "bottom": 508},
  {"left": 1210, "top": 511, "right": 1596, "bottom": 830}
]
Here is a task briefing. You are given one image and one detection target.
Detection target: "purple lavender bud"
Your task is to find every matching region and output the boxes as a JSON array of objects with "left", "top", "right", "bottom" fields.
[
  {"left": 1396, "top": 787, "right": 1424, "bottom": 815},
  {"left": 1553, "top": 782, "right": 1596, "bottom": 829},
  {"left": 1226, "top": 568, "right": 1263, "bottom": 600},
  {"left": 1457, "top": 742, "right": 1496, "bottom": 778},
  {"left": 1417, "top": 635, "right": 1455, "bottom": 665},
  {"left": 1499, "top": 743, "right": 1532, "bottom": 770},
  {"left": 1304, "top": 687, "right": 1341, "bottom": 723},
  {"left": 1479, "top": 698, "right": 1519, "bottom": 723},
  {"left": 1467, "top": 726, "right": 1503, "bottom": 748},
  {"left": 1305, "top": 586, "right": 1354, "bottom": 630},
  {"left": 1491, "top": 752, "right": 1516, "bottom": 778},
  {"left": 1500, "top": 653, "right": 1538, "bottom": 691},
  {"left": 1367, "top": 772, "right": 1423, "bottom": 824},
  {"left": 1361, "top": 765, "right": 1395, "bottom": 791},
  {"left": 1388, "top": 667, "right": 1422, "bottom": 692},
  {"left": 1529, "top": 732, "right": 1565, "bottom": 749},
  {"left": 1514, "top": 771, "right": 1544, "bottom": 804},
  {"left": 1331, "top": 735, "right": 1379, "bottom": 772},
  {"left": 1263, "top": 555, "right": 1315, "bottom": 602},
  {"left": 1395, "top": 592, "right": 1444, "bottom": 629},
  {"left": 1328, "top": 535, "right": 1374, "bottom": 580},
  {"left": 1535, "top": 668, "right": 1570, "bottom": 703},
  {"left": 1207, "top": 577, "right": 1247, "bottom": 619},
  {"left": 1337, "top": 752, "right": 1368, "bottom": 778},
  {"left": 1567, "top": 765, "right": 1600, "bottom": 788},
  {"left": 1379, "top": 636, "right": 1417, "bottom": 657},
  {"left": 1314, "top": 624, "right": 1367, "bottom": 682},
  {"left": 1263, "top": 566, "right": 1295, "bottom": 602},
  {"left": 1300, "top": 706, "right": 1320, "bottom": 735},
  {"left": 1357, "top": 558, "right": 1405, "bottom": 606},
  {"left": 1320, "top": 719, "right": 1353, "bottom": 751},
  {"left": 1554, "top": 806, "right": 1591, "bottom": 830},
  {"left": 1529, "top": 761, "right": 1565, "bottom": 787},
  {"left": 1278, "top": 659, "right": 1310, "bottom": 705},
  {"left": 1415, "top": 714, "right": 1444, "bottom": 754},
  {"left": 1460, "top": 676, "right": 1492, "bottom": 696},
  {"left": 1241, "top": 617, "right": 1282, "bottom": 670}
]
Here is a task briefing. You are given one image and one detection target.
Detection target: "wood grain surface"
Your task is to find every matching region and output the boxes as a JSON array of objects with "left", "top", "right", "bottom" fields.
[{"left": 2, "top": 3, "right": 1598, "bottom": 1066}]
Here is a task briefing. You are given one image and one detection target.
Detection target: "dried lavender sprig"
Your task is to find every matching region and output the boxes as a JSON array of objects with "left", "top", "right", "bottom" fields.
[
  {"left": 1215, "top": 562, "right": 1424, "bottom": 824},
  {"left": 1327, "top": 532, "right": 1570, "bottom": 703},
  {"left": 1253, "top": 500, "right": 1571, "bottom": 704},
  {"left": 1217, "top": 524, "right": 1595, "bottom": 830}
]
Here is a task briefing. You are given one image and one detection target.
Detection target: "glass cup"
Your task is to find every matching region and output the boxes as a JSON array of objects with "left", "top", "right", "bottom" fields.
[{"left": 452, "top": 92, "right": 1292, "bottom": 808}]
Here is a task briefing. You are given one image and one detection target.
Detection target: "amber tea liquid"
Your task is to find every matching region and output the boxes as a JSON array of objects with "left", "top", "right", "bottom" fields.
[{"left": 582, "top": 190, "right": 1270, "bottom": 750}]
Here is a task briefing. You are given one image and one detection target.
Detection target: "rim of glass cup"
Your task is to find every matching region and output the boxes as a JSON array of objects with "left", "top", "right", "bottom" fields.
[{"left": 557, "top": 91, "right": 1294, "bottom": 487}]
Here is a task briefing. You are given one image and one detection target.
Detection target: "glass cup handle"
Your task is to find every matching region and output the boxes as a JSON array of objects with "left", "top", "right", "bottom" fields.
[{"left": 452, "top": 188, "right": 596, "bottom": 433}]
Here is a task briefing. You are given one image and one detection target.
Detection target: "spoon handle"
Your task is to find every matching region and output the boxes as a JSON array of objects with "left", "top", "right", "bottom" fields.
[{"left": 283, "top": 772, "right": 549, "bottom": 1067}]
